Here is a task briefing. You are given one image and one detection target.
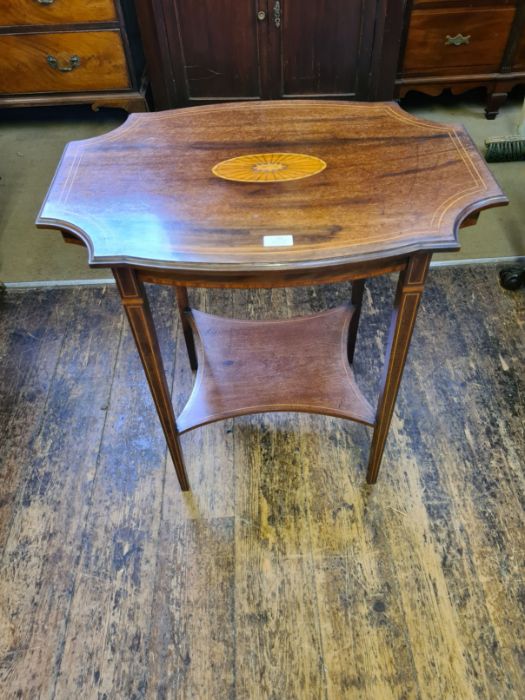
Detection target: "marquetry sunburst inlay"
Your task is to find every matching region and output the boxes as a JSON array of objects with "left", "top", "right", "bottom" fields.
[{"left": 212, "top": 152, "right": 327, "bottom": 182}]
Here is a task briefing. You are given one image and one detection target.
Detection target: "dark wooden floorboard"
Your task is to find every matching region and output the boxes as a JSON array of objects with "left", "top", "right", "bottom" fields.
[
  {"left": 0, "top": 286, "right": 123, "bottom": 697},
  {"left": 148, "top": 288, "right": 237, "bottom": 699},
  {"left": 0, "top": 290, "right": 71, "bottom": 552},
  {"left": 53, "top": 285, "right": 176, "bottom": 699},
  {"left": 0, "top": 267, "right": 523, "bottom": 699}
]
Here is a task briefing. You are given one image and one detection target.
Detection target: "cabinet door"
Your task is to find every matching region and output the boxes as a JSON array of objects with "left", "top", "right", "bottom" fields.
[
  {"left": 173, "top": 0, "right": 261, "bottom": 101},
  {"left": 148, "top": 0, "right": 399, "bottom": 106},
  {"left": 279, "top": 0, "right": 369, "bottom": 98}
]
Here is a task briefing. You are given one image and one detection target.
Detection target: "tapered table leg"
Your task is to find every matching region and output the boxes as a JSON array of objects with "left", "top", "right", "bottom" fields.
[
  {"left": 176, "top": 286, "right": 198, "bottom": 371},
  {"left": 367, "top": 254, "right": 431, "bottom": 484},
  {"left": 348, "top": 278, "right": 365, "bottom": 365},
  {"left": 113, "top": 267, "right": 190, "bottom": 491}
]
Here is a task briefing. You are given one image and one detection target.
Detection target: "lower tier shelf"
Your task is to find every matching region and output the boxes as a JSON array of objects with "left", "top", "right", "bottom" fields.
[{"left": 176, "top": 304, "right": 375, "bottom": 434}]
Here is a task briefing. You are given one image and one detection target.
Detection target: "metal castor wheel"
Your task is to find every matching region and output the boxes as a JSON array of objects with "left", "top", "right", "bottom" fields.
[{"left": 499, "top": 267, "right": 525, "bottom": 291}]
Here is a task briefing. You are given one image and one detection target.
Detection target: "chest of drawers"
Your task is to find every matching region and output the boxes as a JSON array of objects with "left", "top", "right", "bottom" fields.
[
  {"left": 396, "top": 0, "right": 525, "bottom": 118},
  {"left": 0, "top": 0, "right": 147, "bottom": 112}
]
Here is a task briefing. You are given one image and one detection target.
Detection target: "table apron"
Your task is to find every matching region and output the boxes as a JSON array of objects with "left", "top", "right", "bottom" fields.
[{"left": 134, "top": 257, "right": 409, "bottom": 289}]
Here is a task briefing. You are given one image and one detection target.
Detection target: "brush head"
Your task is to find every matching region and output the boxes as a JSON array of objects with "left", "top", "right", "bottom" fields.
[{"left": 485, "top": 136, "right": 525, "bottom": 162}]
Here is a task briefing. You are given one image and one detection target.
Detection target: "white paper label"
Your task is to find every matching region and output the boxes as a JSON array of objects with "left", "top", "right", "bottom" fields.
[{"left": 263, "top": 235, "right": 294, "bottom": 247}]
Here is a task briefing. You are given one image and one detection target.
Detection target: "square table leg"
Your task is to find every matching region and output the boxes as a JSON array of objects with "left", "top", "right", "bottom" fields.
[
  {"left": 347, "top": 278, "right": 366, "bottom": 364},
  {"left": 113, "top": 267, "right": 190, "bottom": 491},
  {"left": 366, "top": 253, "right": 431, "bottom": 484},
  {"left": 175, "top": 286, "right": 198, "bottom": 371}
]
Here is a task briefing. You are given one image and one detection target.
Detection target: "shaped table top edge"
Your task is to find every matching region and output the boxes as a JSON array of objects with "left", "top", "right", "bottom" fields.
[{"left": 35, "top": 100, "right": 509, "bottom": 276}]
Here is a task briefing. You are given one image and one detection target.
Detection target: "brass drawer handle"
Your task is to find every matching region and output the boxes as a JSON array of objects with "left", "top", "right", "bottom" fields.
[
  {"left": 273, "top": 1, "right": 281, "bottom": 28},
  {"left": 445, "top": 34, "right": 471, "bottom": 46},
  {"left": 47, "top": 54, "right": 80, "bottom": 72}
]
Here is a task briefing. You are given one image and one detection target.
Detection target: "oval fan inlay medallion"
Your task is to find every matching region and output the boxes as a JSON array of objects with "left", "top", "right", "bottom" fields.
[{"left": 212, "top": 152, "right": 327, "bottom": 183}]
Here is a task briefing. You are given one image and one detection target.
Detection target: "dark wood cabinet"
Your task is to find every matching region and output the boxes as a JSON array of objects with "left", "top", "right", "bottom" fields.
[
  {"left": 396, "top": 0, "right": 525, "bottom": 118},
  {"left": 136, "top": 0, "right": 404, "bottom": 109}
]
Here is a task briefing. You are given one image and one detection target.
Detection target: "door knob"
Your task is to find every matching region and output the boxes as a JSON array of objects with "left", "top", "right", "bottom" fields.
[{"left": 257, "top": 10, "right": 266, "bottom": 21}]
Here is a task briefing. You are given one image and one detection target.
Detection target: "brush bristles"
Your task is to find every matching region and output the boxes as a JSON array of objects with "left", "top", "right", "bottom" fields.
[{"left": 485, "top": 136, "right": 525, "bottom": 162}]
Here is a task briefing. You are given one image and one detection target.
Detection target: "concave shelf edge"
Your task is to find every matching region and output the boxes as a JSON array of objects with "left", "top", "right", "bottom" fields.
[{"left": 176, "top": 305, "right": 375, "bottom": 434}]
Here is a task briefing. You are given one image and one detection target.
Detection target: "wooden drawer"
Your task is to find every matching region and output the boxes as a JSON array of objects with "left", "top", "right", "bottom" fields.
[
  {"left": 0, "top": 0, "right": 117, "bottom": 27},
  {"left": 0, "top": 31, "right": 130, "bottom": 94},
  {"left": 402, "top": 7, "right": 515, "bottom": 75}
]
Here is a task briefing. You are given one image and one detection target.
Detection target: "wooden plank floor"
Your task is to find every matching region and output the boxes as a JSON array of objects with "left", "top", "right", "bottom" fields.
[{"left": 0, "top": 267, "right": 523, "bottom": 699}]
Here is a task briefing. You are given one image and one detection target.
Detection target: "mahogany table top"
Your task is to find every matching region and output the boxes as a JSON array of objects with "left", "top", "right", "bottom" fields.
[{"left": 36, "top": 100, "right": 507, "bottom": 273}]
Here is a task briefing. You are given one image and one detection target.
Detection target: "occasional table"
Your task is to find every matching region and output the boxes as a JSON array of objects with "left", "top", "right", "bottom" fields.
[{"left": 36, "top": 101, "right": 507, "bottom": 491}]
